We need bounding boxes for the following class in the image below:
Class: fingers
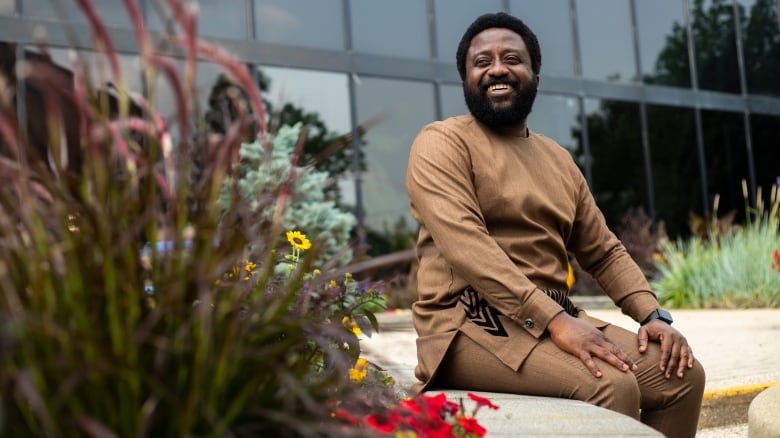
[655,328,695,379]
[581,341,636,377]
[580,353,602,378]
[637,326,649,353]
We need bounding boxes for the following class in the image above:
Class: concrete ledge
[699,381,779,429]
[748,383,780,437]
[428,390,662,437]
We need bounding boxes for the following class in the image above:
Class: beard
[463,77,538,128]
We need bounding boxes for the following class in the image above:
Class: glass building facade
[1,0,779,241]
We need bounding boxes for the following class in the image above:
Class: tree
[204,70,366,203]
[574,0,780,239]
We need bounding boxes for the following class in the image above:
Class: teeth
[489,84,509,91]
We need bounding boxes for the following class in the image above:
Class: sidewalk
[360,305,780,436]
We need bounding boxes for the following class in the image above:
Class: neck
[490,121,529,137]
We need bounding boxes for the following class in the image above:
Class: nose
[487,59,509,77]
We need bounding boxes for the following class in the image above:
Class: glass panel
[635,0,692,87]
[0,0,14,15]
[439,83,467,120]
[350,0,430,59]
[354,77,435,231]
[690,0,741,93]
[528,93,579,151]
[196,0,248,40]
[253,0,344,50]
[510,0,576,77]
[750,113,780,209]
[575,0,636,82]
[738,0,780,97]
[257,66,354,204]
[21,0,132,27]
[577,99,647,229]
[701,109,749,223]
[260,66,351,135]
[433,0,504,62]
[647,104,702,237]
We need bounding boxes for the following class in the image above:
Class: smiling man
[405,12,705,438]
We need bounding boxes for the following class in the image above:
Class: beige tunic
[406,114,659,392]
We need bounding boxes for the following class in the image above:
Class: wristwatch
[641,308,673,325]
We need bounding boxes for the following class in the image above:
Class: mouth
[487,83,511,92]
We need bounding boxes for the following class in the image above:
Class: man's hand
[547,312,637,378]
[637,320,696,379]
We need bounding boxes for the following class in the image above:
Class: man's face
[463,28,538,128]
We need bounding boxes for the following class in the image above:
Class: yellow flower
[286,230,312,251]
[342,316,363,335]
[566,262,576,288]
[348,357,369,382]
[329,280,338,288]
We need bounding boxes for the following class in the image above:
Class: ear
[535,74,541,86]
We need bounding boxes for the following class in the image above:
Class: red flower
[457,416,487,437]
[364,413,396,433]
[467,392,500,410]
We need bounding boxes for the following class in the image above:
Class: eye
[474,57,490,67]
[504,55,521,64]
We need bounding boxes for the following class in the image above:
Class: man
[405,12,704,438]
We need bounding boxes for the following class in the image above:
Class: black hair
[455,12,542,80]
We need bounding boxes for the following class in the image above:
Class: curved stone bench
[428,390,662,437]
[748,384,780,437]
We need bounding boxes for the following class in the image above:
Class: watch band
[641,308,673,325]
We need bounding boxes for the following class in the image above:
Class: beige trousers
[431,323,705,438]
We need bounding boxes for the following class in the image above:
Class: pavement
[359,299,780,437]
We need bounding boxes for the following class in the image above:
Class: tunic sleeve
[565,157,659,322]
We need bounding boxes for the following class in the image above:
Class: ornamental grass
[652,182,780,308]
[0,1,401,436]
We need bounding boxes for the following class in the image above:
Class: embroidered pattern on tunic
[460,287,508,337]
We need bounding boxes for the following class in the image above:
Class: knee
[583,368,641,418]
[687,359,706,395]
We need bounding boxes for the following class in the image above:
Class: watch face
[658,308,673,323]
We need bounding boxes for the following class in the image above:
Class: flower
[286,230,311,251]
[456,417,486,437]
[467,392,499,411]
[566,261,575,288]
[351,392,497,437]
[772,247,780,272]
[342,315,363,335]
[349,357,370,382]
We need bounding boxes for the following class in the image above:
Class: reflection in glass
[510,0,575,77]
[439,83,467,120]
[575,0,636,81]
[576,99,646,230]
[690,0,741,93]
[0,0,14,15]
[434,0,503,62]
[193,0,248,40]
[350,0,429,59]
[257,66,354,204]
[750,114,780,208]
[702,109,748,223]
[737,0,780,97]
[647,105,701,237]
[20,0,132,27]
[260,66,351,134]
[253,0,344,50]
[528,93,579,151]
[354,77,435,231]
[635,0,691,87]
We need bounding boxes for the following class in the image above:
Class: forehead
[467,28,528,58]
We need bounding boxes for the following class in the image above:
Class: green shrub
[0,1,392,436]
[652,187,780,308]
